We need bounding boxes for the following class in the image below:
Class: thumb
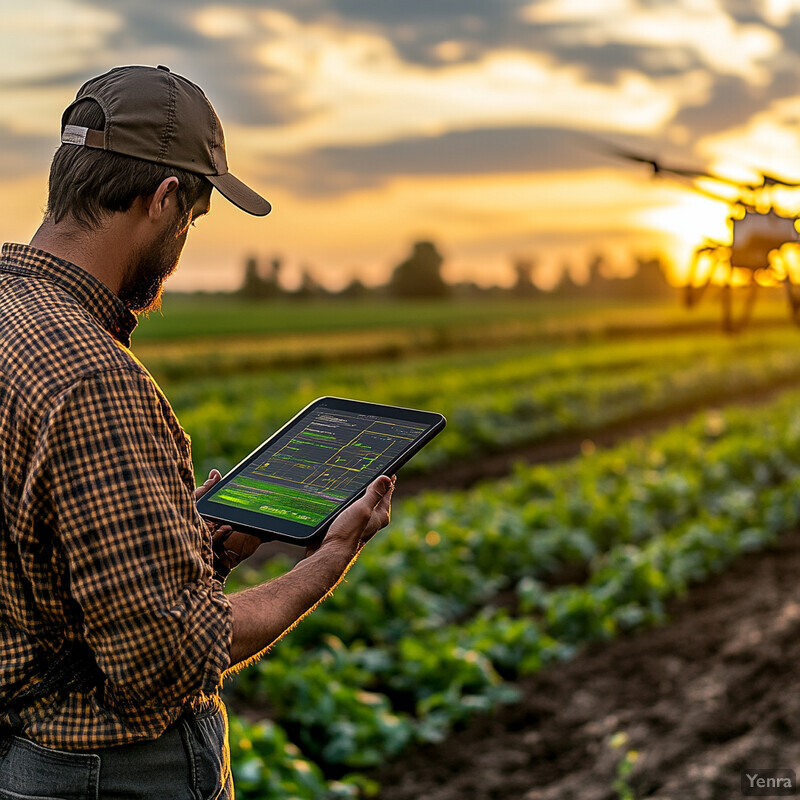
[364,475,393,506]
[195,468,223,501]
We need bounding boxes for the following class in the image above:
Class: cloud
[697,94,800,181]
[1,0,120,86]
[217,11,711,162]
[674,71,799,141]
[723,0,800,27]
[773,12,800,56]
[0,0,122,139]
[521,0,782,84]
[56,1,303,127]
[67,2,723,135]
[262,126,628,195]
[0,125,57,179]
[33,1,785,166]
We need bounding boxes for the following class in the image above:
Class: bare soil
[372,531,800,800]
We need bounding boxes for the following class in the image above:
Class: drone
[605,142,800,333]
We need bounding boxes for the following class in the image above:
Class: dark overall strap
[0,470,103,735]
[1,641,103,735]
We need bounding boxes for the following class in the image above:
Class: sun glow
[635,193,733,285]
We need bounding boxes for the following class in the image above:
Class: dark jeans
[0,707,233,800]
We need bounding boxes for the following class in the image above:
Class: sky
[4,0,800,292]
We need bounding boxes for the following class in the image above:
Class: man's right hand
[306,474,396,558]
[226,474,397,669]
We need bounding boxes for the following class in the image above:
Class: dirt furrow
[373,532,800,800]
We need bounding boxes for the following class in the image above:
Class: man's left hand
[195,469,261,579]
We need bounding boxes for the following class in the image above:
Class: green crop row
[223,391,800,798]
[135,296,567,340]
[167,328,800,479]
[135,294,748,343]
[132,293,796,383]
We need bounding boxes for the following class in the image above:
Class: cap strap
[61,125,105,149]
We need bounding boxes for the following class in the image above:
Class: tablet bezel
[195,396,446,544]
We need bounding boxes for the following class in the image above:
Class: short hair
[46,99,208,230]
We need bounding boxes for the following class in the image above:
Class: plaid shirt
[0,243,232,749]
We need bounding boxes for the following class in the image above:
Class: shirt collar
[0,243,138,347]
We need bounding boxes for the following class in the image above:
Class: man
[0,65,394,798]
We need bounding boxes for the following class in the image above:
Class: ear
[145,177,180,221]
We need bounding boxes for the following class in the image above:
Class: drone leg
[783,279,800,326]
[737,280,758,332]
[685,249,712,308]
[684,254,697,308]
[721,281,733,334]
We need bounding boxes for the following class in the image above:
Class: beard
[118,214,187,313]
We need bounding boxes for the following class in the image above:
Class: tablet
[196,397,446,544]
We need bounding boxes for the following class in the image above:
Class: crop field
[134,294,800,799]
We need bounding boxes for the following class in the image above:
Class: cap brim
[208,172,271,216]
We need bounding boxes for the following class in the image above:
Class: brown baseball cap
[60,65,271,216]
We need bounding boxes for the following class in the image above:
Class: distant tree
[238,255,284,299]
[266,257,282,290]
[452,280,485,299]
[339,277,369,299]
[512,257,539,296]
[585,252,611,298]
[554,261,581,297]
[624,254,673,299]
[587,252,605,284]
[294,265,323,299]
[240,255,263,298]
[388,240,449,299]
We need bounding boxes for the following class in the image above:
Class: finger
[213,525,233,544]
[379,484,394,517]
[350,477,393,535]
[372,487,394,531]
[225,531,261,559]
[194,469,223,500]
[374,476,394,512]
[212,525,233,546]
[362,479,395,539]
[364,475,393,508]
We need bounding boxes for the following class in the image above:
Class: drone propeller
[584,135,800,211]
[613,147,759,200]
[596,142,708,179]
[691,181,756,211]
[756,173,800,189]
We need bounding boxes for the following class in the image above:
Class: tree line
[236,240,674,301]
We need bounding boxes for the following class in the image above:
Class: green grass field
[133,294,669,340]
[135,290,794,343]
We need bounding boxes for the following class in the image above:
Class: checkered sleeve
[36,367,233,713]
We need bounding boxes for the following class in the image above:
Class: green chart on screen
[212,409,427,525]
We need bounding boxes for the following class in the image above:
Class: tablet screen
[204,405,432,527]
